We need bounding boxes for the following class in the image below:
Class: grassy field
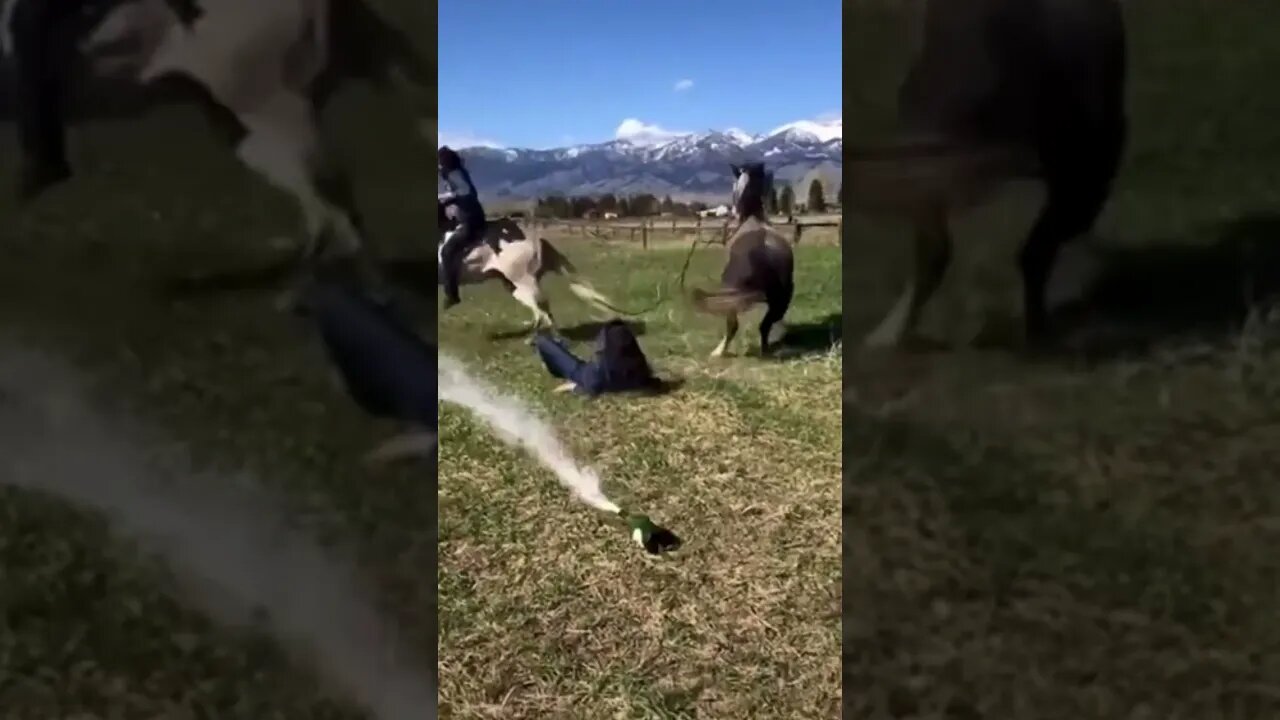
[435,230,841,717]
[845,1,1280,717]
[0,85,841,720]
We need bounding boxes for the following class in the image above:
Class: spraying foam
[0,342,434,720]
[437,351,621,514]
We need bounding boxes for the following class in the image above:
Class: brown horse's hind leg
[710,313,739,358]
[865,206,952,347]
[759,287,793,356]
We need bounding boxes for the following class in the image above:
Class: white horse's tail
[566,280,628,318]
[533,236,659,317]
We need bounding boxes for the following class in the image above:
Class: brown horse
[848,0,1127,348]
[690,162,795,357]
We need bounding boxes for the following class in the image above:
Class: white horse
[439,216,634,336]
[2,0,429,284]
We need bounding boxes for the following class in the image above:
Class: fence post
[642,224,649,250]
[793,223,803,245]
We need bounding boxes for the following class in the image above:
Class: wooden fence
[518,215,842,249]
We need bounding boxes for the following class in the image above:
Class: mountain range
[449,118,842,203]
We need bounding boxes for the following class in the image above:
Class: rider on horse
[436,145,489,310]
[6,0,205,200]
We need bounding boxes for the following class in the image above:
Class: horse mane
[732,162,769,221]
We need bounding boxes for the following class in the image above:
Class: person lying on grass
[533,320,667,397]
[291,275,437,466]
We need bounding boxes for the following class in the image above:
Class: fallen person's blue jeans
[533,334,603,396]
[301,280,437,429]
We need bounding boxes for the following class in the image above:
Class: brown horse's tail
[689,287,766,315]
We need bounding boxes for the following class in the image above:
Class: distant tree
[618,196,632,217]
[598,193,619,214]
[779,185,795,216]
[631,193,659,216]
[660,195,675,213]
[541,194,570,218]
[689,201,709,214]
[766,186,780,215]
[836,184,843,207]
[808,179,827,213]
[570,195,598,218]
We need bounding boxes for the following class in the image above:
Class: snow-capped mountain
[449,118,842,202]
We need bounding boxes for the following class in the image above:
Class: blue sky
[438,0,841,150]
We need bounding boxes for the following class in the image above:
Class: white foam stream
[437,352,621,514]
[0,342,435,720]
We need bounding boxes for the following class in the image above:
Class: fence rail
[513,214,842,249]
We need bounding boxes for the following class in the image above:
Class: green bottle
[620,510,681,555]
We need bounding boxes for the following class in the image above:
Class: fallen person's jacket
[534,321,660,398]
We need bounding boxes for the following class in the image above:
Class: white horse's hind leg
[236,127,342,256]
[511,280,554,335]
[865,211,953,348]
[232,93,365,261]
[234,95,390,308]
[535,298,556,335]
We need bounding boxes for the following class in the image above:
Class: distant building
[603,211,619,220]
[698,204,731,218]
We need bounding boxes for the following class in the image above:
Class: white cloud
[815,109,842,123]
[614,118,691,146]
[673,78,695,92]
[436,129,504,149]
